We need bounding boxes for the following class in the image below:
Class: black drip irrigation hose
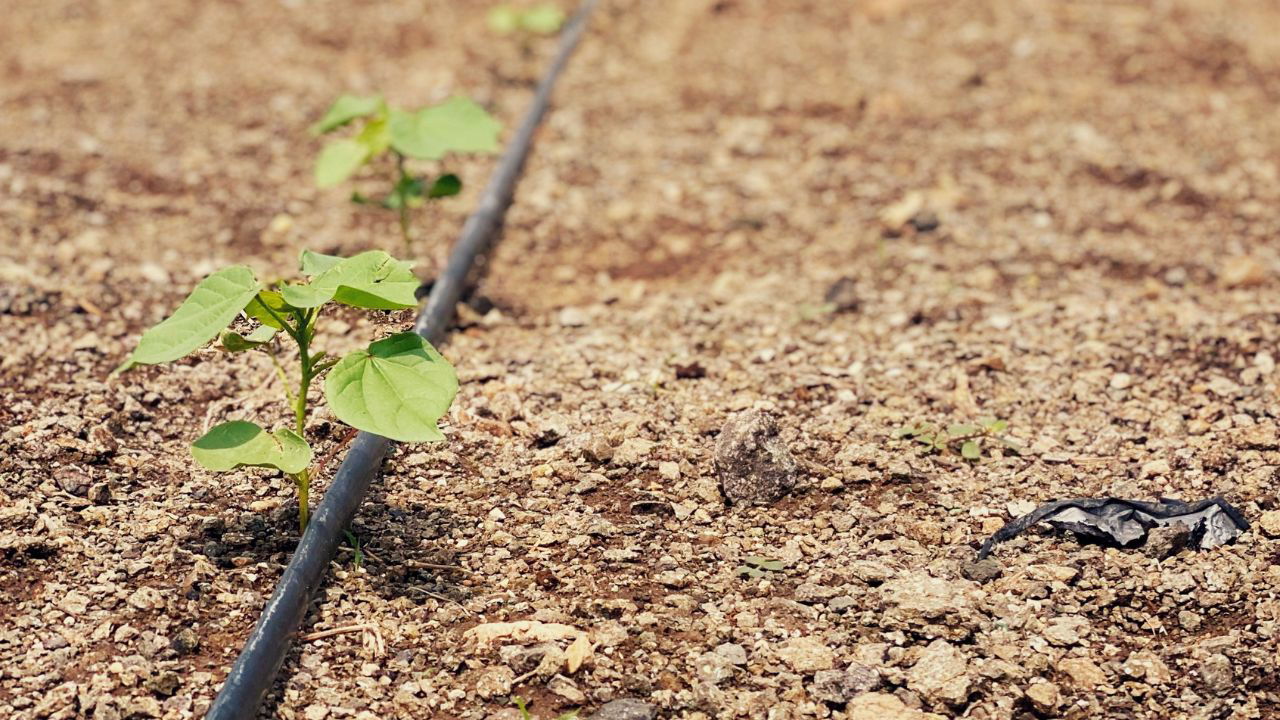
[204,3,599,718]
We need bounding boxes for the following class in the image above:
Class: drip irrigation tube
[204,3,599,717]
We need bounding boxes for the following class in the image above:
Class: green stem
[292,470,310,534]
[289,307,318,531]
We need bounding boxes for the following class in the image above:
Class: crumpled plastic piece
[978,497,1249,559]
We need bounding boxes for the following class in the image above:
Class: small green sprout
[344,530,365,568]
[512,696,578,720]
[312,95,500,255]
[117,250,459,533]
[736,555,788,579]
[893,417,1021,461]
[487,4,566,36]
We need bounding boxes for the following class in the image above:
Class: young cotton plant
[487,3,566,37]
[893,417,1021,461]
[312,95,500,255]
[117,250,459,532]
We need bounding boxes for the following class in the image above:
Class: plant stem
[289,307,318,531]
[292,470,310,534]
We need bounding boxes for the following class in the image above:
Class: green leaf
[281,250,419,310]
[220,325,277,352]
[312,94,383,134]
[315,139,371,188]
[961,440,981,460]
[947,423,979,437]
[299,250,344,276]
[355,115,391,157]
[520,4,565,34]
[124,266,261,369]
[191,421,312,474]
[736,565,764,579]
[244,290,289,329]
[428,173,462,198]
[985,419,1009,433]
[389,97,501,160]
[487,5,519,34]
[325,332,458,443]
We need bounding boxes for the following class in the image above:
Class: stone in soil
[587,699,657,720]
[714,409,798,505]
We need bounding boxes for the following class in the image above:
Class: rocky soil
[3,0,1280,719]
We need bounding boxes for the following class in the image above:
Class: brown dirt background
[3,0,1280,718]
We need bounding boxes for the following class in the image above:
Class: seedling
[512,696,578,720]
[116,250,459,533]
[312,95,500,255]
[344,530,365,568]
[487,4,565,37]
[893,417,1021,461]
[736,555,788,579]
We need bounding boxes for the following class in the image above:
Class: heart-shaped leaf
[123,266,261,369]
[243,290,289,329]
[315,139,370,188]
[325,332,458,443]
[961,440,981,460]
[299,250,344,276]
[220,325,278,352]
[389,97,501,160]
[312,94,384,135]
[191,421,312,474]
[282,251,419,310]
[355,115,391,157]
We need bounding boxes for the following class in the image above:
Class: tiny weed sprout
[736,555,788,580]
[512,696,578,720]
[893,417,1022,461]
[116,250,459,533]
[312,95,500,255]
[487,4,565,37]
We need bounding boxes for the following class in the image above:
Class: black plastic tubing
[204,3,598,717]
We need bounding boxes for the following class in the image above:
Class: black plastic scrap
[978,497,1250,559]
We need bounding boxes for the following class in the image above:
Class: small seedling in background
[487,3,565,37]
[312,95,500,255]
[116,250,459,533]
[512,696,578,720]
[893,417,1021,461]
[343,530,365,568]
[736,555,788,579]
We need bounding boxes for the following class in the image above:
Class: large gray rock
[715,410,798,505]
[588,699,657,720]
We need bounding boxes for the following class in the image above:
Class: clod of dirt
[961,558,1002,584]
[776,636,835,673]
[587,698,657,720]
[1258,510,1280,537]
[810,665,882,704]
[906,640,970,706]
[1142,524,1190,559]
[146,671,180,697]
[823,277,860,313]
[169,628,199,655]
[845,693,943,720]
[714,410,798,505]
